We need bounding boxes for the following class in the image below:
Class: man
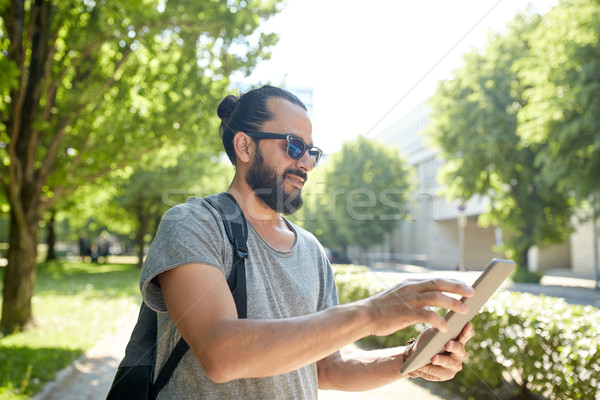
[140,85,474,398]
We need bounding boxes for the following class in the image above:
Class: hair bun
[217,94,240,122]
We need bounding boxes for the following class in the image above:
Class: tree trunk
[0,212,40,334]
[1,0,51,334]
[519,247,530,271]
[592,210,599,291]
[45,210,57,261]
[518,221,533,271]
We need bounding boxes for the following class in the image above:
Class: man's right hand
[361,278,474,336]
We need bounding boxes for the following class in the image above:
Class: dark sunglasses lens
[288,139,306,159]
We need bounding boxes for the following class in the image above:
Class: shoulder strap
[153,192,248,396]
[204,192,249,319]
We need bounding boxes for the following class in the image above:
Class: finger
[442,340,467,362]
[414,362,460,382]
[415,327,434,349]
[407,308,449,333]
[408,291,470,316]
[398,278,474,298]
[456,322,474,344]
[431,352,463,373]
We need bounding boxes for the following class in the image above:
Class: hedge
[333,265,600,400]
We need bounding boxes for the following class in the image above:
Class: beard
[245,147,306,215]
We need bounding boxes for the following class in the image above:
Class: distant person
[140,85,475,398]
[78,235,91,261]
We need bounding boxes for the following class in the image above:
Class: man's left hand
[408,322,474,381]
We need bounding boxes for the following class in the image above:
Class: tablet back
[399,258,516,375]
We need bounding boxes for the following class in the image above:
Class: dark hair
[217,85,307,165]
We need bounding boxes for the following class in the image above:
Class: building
[371,103,597,276]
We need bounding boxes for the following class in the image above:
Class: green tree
[113,150,233,268]
[517,0,600,284]
[299,137,412,259]
[55,148,233,267]
[426,13,574,270]
[0,0,281,333]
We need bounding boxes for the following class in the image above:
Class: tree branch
[26,0,52,185]
[42,6,67,121]
[7,1,27,146]
[35,46,133,193]
[6,1,28,229]
[0,166,9,194]
[49,152,144,208]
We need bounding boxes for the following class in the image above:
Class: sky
[233,0,557,154]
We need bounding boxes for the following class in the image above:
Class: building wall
[372,102,582,275]
[570,218,600,276]
[428,217,500,270]
[528,241,572,273]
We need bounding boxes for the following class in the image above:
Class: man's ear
[233,132,254,164]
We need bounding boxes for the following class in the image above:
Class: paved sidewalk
[32,314,137,400]
[32,267,599,400]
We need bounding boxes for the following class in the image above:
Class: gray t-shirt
[140,196,339,399]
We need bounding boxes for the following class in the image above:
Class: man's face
[244,98,314,214]
[245,145,306,215]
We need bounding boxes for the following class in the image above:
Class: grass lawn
[0,261,142,400]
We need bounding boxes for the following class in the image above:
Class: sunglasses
[245,132,323,167]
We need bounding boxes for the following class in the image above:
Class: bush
[333,265,600,400]
[512,267,543,284]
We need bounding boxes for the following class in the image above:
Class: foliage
[333,265,600,400]
[64,149,234,267]
[1,0,278,206]
[425,12,575,268]
[0,261,141,399]
[511,265,542,284]
[517,0,600,206]
[298,137,413,251]
[0,0,282,332]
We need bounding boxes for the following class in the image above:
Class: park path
[32,312,137,400]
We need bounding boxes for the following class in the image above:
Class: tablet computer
[399,258,516,375]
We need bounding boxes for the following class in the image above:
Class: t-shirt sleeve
[140,198,226,312]
[320,255,339,310]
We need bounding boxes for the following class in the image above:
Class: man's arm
[317,323,474,391]
[157,263,474,383]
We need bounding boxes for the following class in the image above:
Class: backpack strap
[151,337,190,397]
[152,192,248,396]
[204,192,249,319]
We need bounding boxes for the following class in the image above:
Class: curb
[31,354,88,400]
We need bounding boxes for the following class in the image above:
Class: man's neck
[226,182,296,251]
[226,181,282,228]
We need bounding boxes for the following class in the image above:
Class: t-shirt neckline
[246,217,297,255]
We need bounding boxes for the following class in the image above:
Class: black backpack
[106,192,248,400]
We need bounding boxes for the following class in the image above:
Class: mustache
[283,168,308,183]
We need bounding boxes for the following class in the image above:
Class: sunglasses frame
[244,131,323,167]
